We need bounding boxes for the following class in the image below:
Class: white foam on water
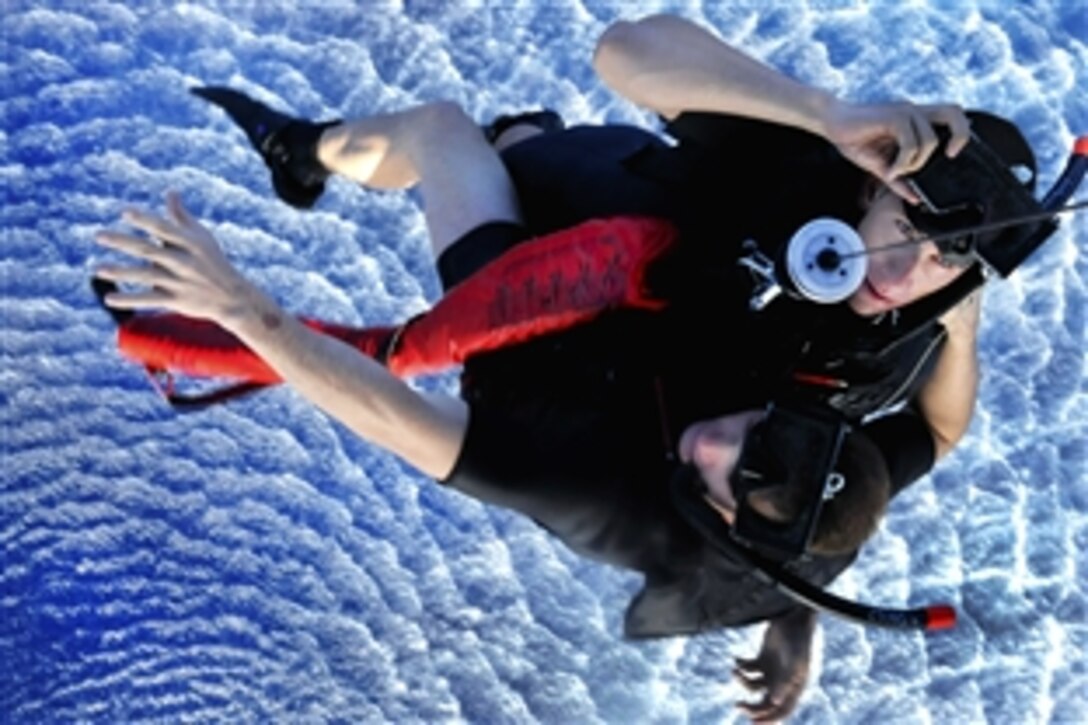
[2,1,1085,722]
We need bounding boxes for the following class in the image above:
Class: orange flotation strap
[110,216,677,397]
[117,316,397,384]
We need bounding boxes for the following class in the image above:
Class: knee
[411,100,478,140]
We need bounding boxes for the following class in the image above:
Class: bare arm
[228,296,468,478]
[916,291,982,459]
[594,14,835,132]
[95,191,468,479]
[593,14,972,200]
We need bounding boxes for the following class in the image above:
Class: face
[849,187,969,316]
[677,409,766,525]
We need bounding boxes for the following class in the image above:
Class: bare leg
[316,101,521,258]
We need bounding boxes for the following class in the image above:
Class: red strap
[389,216,675,375]
[119,315,280,382]
[115,216,677,383]
[118,315,396,383]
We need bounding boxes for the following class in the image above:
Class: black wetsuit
[437,113,940,638]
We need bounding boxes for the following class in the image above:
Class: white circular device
[785,218,867,304]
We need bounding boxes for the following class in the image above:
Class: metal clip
[822,472,846,501]
[737,240,783,311]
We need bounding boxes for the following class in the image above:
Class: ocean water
[2,1,1085,723]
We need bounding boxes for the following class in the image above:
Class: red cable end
[1075,136,1088,157]
[925,605,957,631]
[792,371,849,389]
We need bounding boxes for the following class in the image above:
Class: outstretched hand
[94,191,264,329]
[733,609,818,723]
[823,101,971,204]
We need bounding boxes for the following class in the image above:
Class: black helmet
[967,110,1037,192]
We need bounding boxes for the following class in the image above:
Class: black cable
[669,473,956,632]
[839,198,1088,261]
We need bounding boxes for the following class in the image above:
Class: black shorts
[436,125,681,292]
[436,221,531,291]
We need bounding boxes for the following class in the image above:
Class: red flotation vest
[113,216,677,396]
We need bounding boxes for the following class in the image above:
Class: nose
[692,429,731,471]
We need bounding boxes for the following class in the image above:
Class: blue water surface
[2,1,1086,723]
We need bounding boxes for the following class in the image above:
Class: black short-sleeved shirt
[440,114,936,638]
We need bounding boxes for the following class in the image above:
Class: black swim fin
[190,86,339,209]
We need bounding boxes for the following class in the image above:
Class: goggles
[904,129,1045,275]
[904,201,985,268]
[728,402,848,559]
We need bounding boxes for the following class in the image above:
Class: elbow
[593,15,672,80]
[931,433,955,461]
[930,422,969,460]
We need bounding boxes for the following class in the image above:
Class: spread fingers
[95,230,187,268]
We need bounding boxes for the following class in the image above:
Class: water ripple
[3,1,1085,722]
